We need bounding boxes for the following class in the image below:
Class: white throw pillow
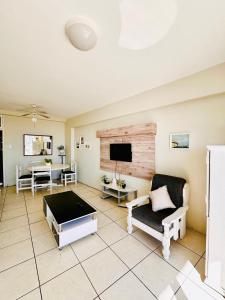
[150,185,176,212]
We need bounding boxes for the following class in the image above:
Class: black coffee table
[43,191,97,249]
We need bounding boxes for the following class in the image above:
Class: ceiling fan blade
[21,113,32,117]
[17,109,32,112]
[37,110,48,114]
[39,114,50,119]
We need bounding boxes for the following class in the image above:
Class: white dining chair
[32,165,52,196]
[61,161,77,186]
[16,165,32,194]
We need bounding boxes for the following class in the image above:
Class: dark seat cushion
[151,174,186,208]
[62,170,75,174]
[34,176,50,182]
[19,174,32,179]
[132,203,176,233]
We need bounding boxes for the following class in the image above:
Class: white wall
[67,94,225,234]
[3,115,65,186]
[67,63,225,128]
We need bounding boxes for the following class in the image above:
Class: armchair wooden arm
[126,195,150,209]
[162,206,188,227]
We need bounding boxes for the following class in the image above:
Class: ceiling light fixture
[119,0,178,50]
[65,17,98,51]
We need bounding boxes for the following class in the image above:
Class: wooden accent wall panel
[97,123,156,180]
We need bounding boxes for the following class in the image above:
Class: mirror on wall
[23,134,53,156]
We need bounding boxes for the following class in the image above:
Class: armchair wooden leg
[180,215,186,239]
[31,178,35,197]
[127,208,133,234]
[162,226,170,260]
[173,220,179,240]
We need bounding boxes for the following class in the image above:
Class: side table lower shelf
[101,184,137,207]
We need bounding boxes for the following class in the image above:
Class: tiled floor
[0,183,223,300]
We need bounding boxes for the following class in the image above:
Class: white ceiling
[0,0,225,119]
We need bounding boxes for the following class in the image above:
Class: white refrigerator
[205,145,225,295]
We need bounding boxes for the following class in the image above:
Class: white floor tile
[97,222,128,245]
[41,264,97,300]
[0,259,39,300]
[133,252,185,299]
[0,239,33,272]
[26,201,43,213]
[104,207,127,221]
[111,235,151,268]
[100,271,155,300]
[177,229,206,256]
[28,210,45,224]
[155,241,200,276]
[0,185,210,300]
[1,207,27,220]
[20,288,41,300]
[82,248,128,294]
[89,196,116,212]
[0,225,30,248]
[71,233,107,261]
[96,212,113,228]
[132,229,160,250]
[189,257,205,281]
[3,201,25,211]
[32,231,57,256]
[0,215,28,233]
[4,194,24,201]
[188,258,223,299]
[115,217,128,231]
[174,278,221,300]
[36,246,78,284]
[30,220,50,237]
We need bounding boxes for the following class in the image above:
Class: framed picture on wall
[170,133,190,149]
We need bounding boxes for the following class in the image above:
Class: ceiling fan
[18,104,49,126]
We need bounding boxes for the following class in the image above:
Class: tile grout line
[88,193,207,298]
[0,184,208,299]
[39,262,80,289]
[96,194,206,258]
[180,254,222,299]
[39,185,209,298]
[70,244,100,298]
[0,188,7,221]
[0,213,28,222]
[0,257,34,275]
[85,189,206,258]
[23,196,158,299]
[16,287,41,300]
[95,231,158,299]
[172,253,204,297]
[23,191,43,300]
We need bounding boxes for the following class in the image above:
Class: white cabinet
[205,146,225,295]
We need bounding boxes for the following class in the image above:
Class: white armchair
[127,174,189,260]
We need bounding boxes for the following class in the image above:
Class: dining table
[27,163,70,172]
[27,163,70,187]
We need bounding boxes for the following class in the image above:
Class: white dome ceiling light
[65,17,98,51]
[119,0,178,50]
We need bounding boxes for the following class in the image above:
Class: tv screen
[110,143,132,162]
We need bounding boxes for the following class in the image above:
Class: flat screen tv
[110,143,132,162]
